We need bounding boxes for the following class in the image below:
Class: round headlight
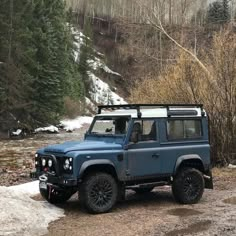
[63,159,70,170]
[42,158,46,166]
[48,159,53,167]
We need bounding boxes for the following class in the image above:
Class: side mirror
[105,128,112,133]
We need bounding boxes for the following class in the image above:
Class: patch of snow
[228,164,236,169]
[35,125,59,134]
[0,182,64,236]
[88,72,127,105]
[88,57,122,77]
[9,180,40,196]
[11,129,22,136]
[85,97,96,112]
[60,116,93,131]
[72,27,91,62]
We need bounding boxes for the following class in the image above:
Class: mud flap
[204,170,213,189]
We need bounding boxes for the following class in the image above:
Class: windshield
[90,116,130,136]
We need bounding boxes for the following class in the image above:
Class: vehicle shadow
[116,189,176,211]
[58,188,176,215]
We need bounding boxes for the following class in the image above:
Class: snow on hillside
[88,72,127,105]
[87,57,122,77]
[0,181,64,236]
[72,27,127,106]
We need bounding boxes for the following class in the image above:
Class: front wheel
[172,168,204,204]
[39,183,74,204]
[80,172,118,214]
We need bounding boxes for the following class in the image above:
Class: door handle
[152,153,160,159]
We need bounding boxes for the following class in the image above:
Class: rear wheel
[39,183,74,204]
[80,172,118,214]
[134,187,154,194]
[172,168,204,204]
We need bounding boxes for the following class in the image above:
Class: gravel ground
[1,126,236,236]
[0,125,89,186]
[41,169,236,236]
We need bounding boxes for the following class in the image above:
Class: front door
[125,119,161,178]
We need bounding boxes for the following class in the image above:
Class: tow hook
[39,175,48,182]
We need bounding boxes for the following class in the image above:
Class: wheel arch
[174,154,204,175]
[79,159,118,180]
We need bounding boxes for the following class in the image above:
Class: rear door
[158,118,210,174]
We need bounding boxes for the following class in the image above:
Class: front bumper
[37,172,78,187]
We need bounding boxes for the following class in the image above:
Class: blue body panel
[36,116,211,183]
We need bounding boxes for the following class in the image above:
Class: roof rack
[97,104,204,118]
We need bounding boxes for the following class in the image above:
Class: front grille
[37,155,72,175]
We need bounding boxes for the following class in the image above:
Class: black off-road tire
[39,184,74,204]
[80,172,118,214]
[172,168,204,204]
[134,187,154,194]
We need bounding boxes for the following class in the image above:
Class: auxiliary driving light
[42,158,46,166]
[48,159,53,167]
[63,159,70,170]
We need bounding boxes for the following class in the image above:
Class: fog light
[42,159,46,166]
[48,159,53,167]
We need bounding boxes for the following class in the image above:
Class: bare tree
[135,0,211,77]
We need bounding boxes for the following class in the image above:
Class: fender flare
[78,159,116,178]
[174,154,203,174]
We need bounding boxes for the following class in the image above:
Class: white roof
[96,107,205,118]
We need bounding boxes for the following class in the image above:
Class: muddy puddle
[223,196,236,205]
[167,208,202,217]
[165,220,211,236]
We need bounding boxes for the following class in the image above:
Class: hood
[43,140,122,154]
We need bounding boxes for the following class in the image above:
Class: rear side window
[167,119,202,140]
[130,119,157,142]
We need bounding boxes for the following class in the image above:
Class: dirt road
[1,127,235,236]
[44,169,236,236]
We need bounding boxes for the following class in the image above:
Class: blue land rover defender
[35,104,213,213]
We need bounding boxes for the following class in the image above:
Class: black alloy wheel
[172,168,204,204]
[80,172,118,214]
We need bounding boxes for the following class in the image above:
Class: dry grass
[130,29,236,165]
[212,167,236,178]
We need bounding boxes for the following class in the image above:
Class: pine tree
[29,0,83,126]
[0,0,34,129]
[207,1,223,24]
[0,0,84,130]
[222,0,230,23]
[207,0,230,25]
[78,17,94,94]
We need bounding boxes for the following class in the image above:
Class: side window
[167,119,202,140]
[130,119,157,142]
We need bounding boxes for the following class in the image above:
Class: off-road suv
[34,104,213,213]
